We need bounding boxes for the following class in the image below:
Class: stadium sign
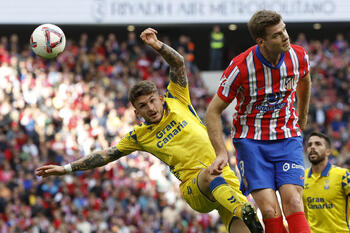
[0,0,348,24]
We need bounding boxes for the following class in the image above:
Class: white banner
[0,0,348,24]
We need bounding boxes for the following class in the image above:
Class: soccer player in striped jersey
[206,10,312,233]
[303,132,350,233]
[36,28,263,233]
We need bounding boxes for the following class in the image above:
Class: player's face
[134,93,164,124]
[307,136,331,165]
[261,20,290,53]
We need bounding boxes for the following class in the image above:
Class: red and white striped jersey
[217,44,310,140]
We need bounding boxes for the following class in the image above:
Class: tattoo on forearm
[169,68,187,87]
[71,151,106,171]
[71,147,124,172]
[106,147,124,161]
[159,43,165,52]
[157,43,188,87]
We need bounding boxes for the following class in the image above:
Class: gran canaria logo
[156,120,188,148]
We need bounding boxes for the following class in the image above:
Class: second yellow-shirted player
[303,132,350,233]
[35,28,263,233]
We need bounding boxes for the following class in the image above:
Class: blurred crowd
[0,28,349,233]
[295,32,350,167]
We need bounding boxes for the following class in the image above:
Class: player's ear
[134,109,142,119]
[159,95,164,103]
[256,37,264,47]
[326,148,332,157]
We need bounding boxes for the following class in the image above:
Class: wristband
[64,163,73,174]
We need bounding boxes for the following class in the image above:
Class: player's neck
[259,47,281,67]
[311,158,329,174]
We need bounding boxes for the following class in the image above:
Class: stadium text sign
[0,0,348,24]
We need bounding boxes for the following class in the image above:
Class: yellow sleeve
[115,130,143,155]
[165,80,191,105]
[341,169,350,196]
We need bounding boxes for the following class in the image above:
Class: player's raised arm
[140,28,187,87]
[35,146,125,177]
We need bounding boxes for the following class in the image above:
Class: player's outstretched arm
[35,146,125,177]
[140,27,187,87]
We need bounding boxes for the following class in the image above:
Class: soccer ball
[30,24,66,59]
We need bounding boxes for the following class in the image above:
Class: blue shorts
[233,136,305,196]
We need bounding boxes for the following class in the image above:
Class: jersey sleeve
[165,80,191,105]
[341,169,350,196]
[299,47,310,78]
[216,60,241,103]
[115,129,143,155]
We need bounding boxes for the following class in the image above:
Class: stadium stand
[0,28,349,232]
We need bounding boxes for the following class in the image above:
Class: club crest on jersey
[255,92,286,112]
[284,76,297,91]
[324,179,330,190]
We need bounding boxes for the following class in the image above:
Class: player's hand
[35,165,66,178]
[140,28,162,50]
[209,154,228,175]
[298,115,308,130]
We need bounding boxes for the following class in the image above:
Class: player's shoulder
[330,165,349,175]
[290,44,308,54]
[132,121,152,134]
[231,45,257,66]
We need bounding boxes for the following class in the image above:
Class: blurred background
[1,0,350,232]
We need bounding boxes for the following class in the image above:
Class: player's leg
[279,184,310,233]
[197,167,241,211]
[234,138,288,233]
[197,166,263,233]
[229,218,249,233]
[251,188,287,233]
[216,206,250,233]
[275,137,311,233]
[180,170,250,233]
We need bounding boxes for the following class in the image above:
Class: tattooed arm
[35,146,125,177]
[140,27,187,87]
[70,146,124,171]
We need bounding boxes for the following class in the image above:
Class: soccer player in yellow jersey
[35,28,263,233]
[303,132,350,233]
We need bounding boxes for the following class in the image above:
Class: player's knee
[260,207,281,219]
[202,167,219,182]
[283,196,303,213]
[198,168,216,188]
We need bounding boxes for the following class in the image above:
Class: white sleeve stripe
[222,66,240,97]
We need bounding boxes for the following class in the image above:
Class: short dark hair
[307,132,331,148]
[129,80,158,106]
[248,10,282,41]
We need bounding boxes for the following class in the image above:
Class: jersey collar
[308,162,332,178]
[255,46,285,69]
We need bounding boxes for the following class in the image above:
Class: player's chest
[138,112,194,152]
[304,177,341,201]
[240,68,299,96]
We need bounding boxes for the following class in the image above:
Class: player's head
[248,10,290,53]
[306,132,332,165]
[129,80,164,124]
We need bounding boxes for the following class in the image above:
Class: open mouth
[308,152,318,159]
[150,112,158,118]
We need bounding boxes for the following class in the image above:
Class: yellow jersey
[115,80,216,183]
[303,162,350,233]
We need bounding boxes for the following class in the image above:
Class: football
[30,24,66,59]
